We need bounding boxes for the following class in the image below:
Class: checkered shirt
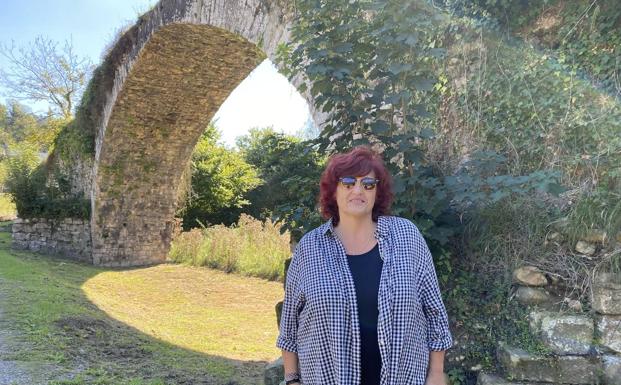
[276,215,453,385]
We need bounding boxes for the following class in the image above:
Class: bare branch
[0,36,93,118]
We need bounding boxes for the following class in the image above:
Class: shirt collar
[321,215,389,239]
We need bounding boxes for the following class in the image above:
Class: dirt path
[0,278,71,385]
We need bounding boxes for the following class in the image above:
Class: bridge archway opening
[89,0,322,266]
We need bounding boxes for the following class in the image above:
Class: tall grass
[168,214,291,281]
[0,192,17,219]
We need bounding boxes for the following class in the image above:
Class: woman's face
[335,171,377,221]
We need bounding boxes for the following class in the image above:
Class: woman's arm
[282,350,301,384]
[277,245,305,383]
[414,228,452,384]
[417,236,453,352]
[426,350,447,385]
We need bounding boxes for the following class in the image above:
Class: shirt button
[378,338,385,346]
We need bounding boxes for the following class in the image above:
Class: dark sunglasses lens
[361,178,378,190]
[340,177,356,187]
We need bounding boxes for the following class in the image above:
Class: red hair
[319,146,393,225]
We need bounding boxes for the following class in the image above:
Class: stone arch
[89,0,321,266]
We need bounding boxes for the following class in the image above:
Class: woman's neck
[336,215,375,236]
[335,215,377,241]
[334,215,377,254]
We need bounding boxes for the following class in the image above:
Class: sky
[0,0,311,147]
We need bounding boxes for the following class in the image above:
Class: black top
[346,243,383,385]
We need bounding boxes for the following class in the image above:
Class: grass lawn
[0,231,283,385]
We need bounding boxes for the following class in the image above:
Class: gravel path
[0,281,35,385]
[0,278,70,385]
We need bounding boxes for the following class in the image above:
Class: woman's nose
[351,182,365,192]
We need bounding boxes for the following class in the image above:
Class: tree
[0,36,92,118]
[180,124,262,228]
[237,128,325,239]
[0,101,65,159]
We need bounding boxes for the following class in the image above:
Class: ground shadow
[0,231,278,385]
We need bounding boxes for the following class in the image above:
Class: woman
[277,146,452,385]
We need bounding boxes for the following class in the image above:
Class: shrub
[5,152,90,219]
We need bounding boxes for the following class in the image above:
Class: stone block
[12,232,29,241]
[515,286,552,306]
[597,315,621,353]
[592,272,621,315]
[539,314,593,355]
[548,232,563,242]
[34,222,50,230]
[513,266,548,286]
[264,357,283,385]
[477,373,509,385]
[497,344,555,382]
[575,240,596,255]
[477,372,537,385]
[528,310,551,333]
[556,355,601,384]
[603,355,621,385]
[478,372,550,385]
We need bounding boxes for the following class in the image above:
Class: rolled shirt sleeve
[276,246,304,353]
[418,238,453,351]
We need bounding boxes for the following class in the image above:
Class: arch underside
[92,23,265,266]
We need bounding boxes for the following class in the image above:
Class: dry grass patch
[81,263,283,361]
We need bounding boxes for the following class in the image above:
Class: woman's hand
[425,371,447,385]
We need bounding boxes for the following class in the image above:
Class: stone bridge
[64,0,322,266]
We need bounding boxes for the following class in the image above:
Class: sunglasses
[338,176,380,190]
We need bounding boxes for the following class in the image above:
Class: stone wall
[480,265,621,385]
[11,218,92,263]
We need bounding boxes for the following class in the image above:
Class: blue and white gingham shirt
[277,215,453,385]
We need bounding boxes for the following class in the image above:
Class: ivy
[279,0,561,249]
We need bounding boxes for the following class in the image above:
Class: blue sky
[0,0,311,147]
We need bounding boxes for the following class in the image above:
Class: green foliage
[440,21,621,185]
[445,266,551,369]
[281,0,562,249]
[236,127,325,241]
[566,180,621,247]
[50,61,112,163]
[441,197,554,373]
[52,118,95,163]
[442,0,621,94]
[0,193,16,218]
[0,101,90,220]
[180,125,261,227]
[0,101,64,160]
[169,214,291,281]
[5,156,90,219]
[278,4,609,377]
